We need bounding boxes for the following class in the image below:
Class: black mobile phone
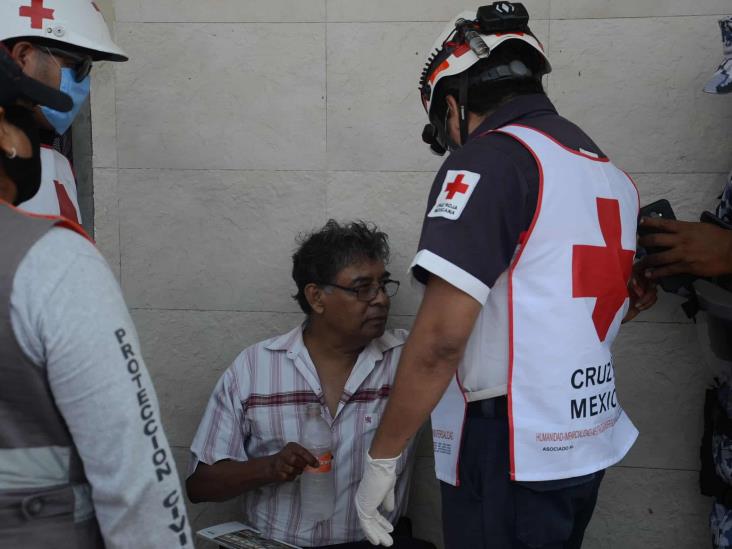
[638,199,695,293]
[701,210,732,231]
[638,198,675,231]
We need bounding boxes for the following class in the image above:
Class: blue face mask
[40,68,91,135]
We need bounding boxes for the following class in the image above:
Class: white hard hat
[0,0,127,61]
[419,3,550,117]
[418,3,551,154]
[704,16,732,95]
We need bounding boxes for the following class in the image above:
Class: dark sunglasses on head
[43,46,92,83]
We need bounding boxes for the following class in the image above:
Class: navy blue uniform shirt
[413,93,605,295]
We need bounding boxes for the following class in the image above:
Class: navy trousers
[440,397,605,549]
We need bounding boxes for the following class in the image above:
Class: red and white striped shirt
[189,325,414,547]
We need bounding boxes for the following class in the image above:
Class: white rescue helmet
[0,0,127,61]
[419,2,550,154]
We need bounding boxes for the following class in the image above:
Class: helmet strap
[459,71,470,146]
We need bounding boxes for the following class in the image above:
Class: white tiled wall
[92,1,732,547]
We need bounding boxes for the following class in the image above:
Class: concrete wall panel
[326,21,444,173]
[327,0,550,22]
[132,309,304,448]
[585,467,710,548]
[115,23,326,171]
[94,0,116,32]
[119,169,326,311]
[632,172,726,222]
[93,168,121,280]
[326,171,431,315]
[548,16,732,174]
[552,0,731,19]
[115,0,325,23]
[327,20,549,172]
[90,62,118,169]
[613,323,706,470]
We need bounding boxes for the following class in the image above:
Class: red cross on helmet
[419,3,551,154]
[0,0,127,61]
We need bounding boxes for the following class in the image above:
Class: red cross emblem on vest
[445,174,469,200]
[572,198,635,342]
[19,0,54,30]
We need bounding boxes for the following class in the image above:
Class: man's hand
[639,217,732,278]
[355,453,400,547]
[623,266,658,323]
[187,445,318,503]
[266,442,318,483]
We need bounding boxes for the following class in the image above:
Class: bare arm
[370,275,482,459]
[186,442,318,503]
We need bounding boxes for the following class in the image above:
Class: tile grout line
[324,2,330,217]
[111,19,122,285]
[325,0,328,163]
[95,167,730,176]
[120,14,731,24]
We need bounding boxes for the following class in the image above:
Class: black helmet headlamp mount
[420,2,535,156]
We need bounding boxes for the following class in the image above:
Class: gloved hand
[354,452,401,547]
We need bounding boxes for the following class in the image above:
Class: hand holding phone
[639,202,732,281]
[637,199,695,292]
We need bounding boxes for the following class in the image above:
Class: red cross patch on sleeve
[428,170,480,221]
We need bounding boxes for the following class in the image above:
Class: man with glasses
[0,0,127,223]
[187,220,431,549]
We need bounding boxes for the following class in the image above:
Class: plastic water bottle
[300,403,335,521]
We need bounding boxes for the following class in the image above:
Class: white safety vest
[19,146,82,224]
[433,124,639,484]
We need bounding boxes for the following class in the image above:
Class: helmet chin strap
[458,71,470,146]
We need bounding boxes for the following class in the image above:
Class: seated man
[187,220,431,549]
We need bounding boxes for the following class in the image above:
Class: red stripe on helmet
[453,43,471,57]
[429,59,450,84]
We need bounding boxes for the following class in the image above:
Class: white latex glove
[355,452,401,547]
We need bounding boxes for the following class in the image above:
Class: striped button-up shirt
[189,325,414,547]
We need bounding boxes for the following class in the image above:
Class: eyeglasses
[325,280,400,302]
[43,46,92,82]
